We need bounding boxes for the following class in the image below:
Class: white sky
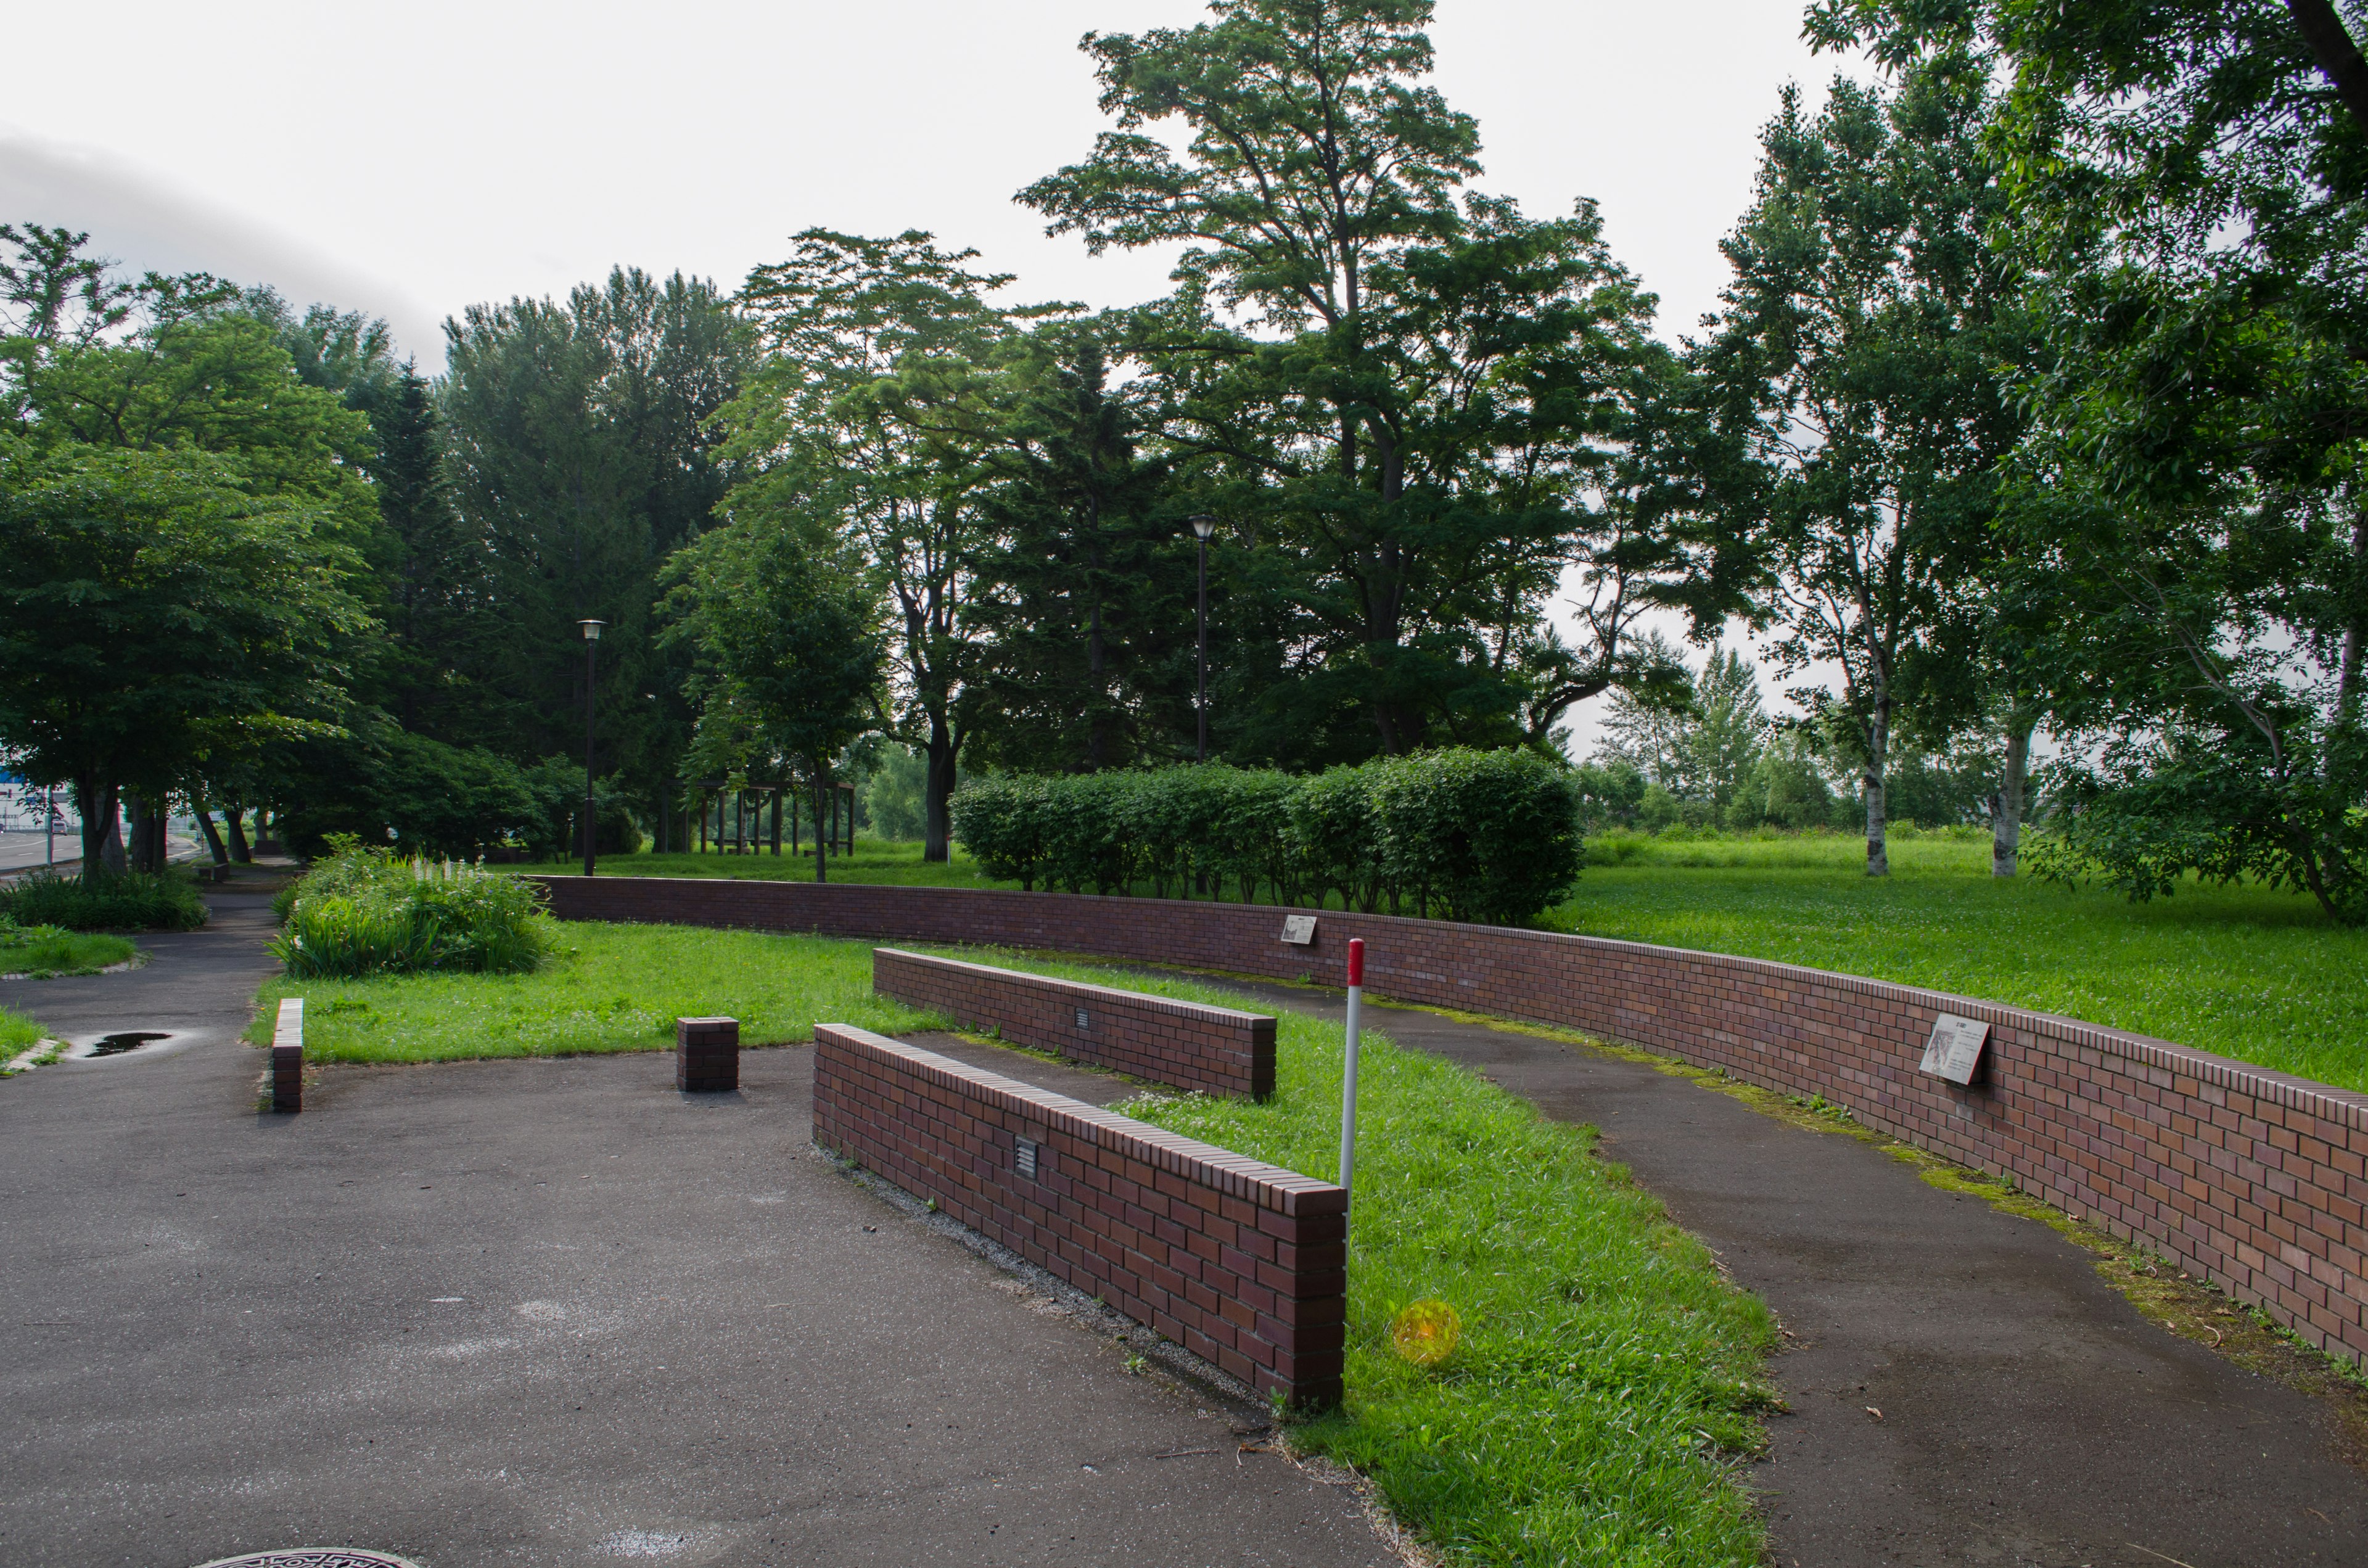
[2,0,1870,751]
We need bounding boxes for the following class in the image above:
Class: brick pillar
[676,1016,739,1091]
[271,996,303,1113]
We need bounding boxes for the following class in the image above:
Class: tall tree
[440,267,752,811]
[1694,58,2025,876]
[726,231,1023,858]
[1022,0,1712,758]
[0,441,368,882]
[1818,0,2368,917]
[665,506,885,882]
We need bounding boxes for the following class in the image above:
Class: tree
[440,267,752,810]
[1694,58,2025,875]
[665,507,886,883]
[1592,638,1769,821]
[1817,0,2368,917]
[1022,0,1719,759]
[0,441,368,882]
[726,231,1020,858]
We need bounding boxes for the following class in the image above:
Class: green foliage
[0,868,206,932]
[273,843,549,979]
[858,742,930,841]
[0,1003,44,1056]
[2030,728,2368,924]
[250,921,934,1062]
[951,749,1582,924]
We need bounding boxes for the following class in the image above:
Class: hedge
[949,749,1583,927]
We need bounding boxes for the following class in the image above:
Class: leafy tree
[0,441,368,881]
[1694,57,2026,874]
[440,266,752,810]
[1819,0,2368,917]
[1592,638,1769,821]
[665,506,886,882]
[1022,0,1722,760]
[726,231,1018,858]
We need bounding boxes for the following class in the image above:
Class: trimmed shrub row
[949,749,1584,927]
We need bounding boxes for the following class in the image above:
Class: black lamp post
[578,620,604,876]
[1188,514,1217,761]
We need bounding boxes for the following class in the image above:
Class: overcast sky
[2,0,1870,750]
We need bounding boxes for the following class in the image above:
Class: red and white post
[1338,937,1365,1207]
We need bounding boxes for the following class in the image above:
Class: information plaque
[1280,914,1318,945]
[1919,1012,1991,1086]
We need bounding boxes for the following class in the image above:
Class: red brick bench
[871,947,1276,1100]
[812,1023,1345,1408]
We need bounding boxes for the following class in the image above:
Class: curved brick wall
[533,874,2368,1366]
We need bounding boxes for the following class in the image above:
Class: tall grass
[0,869,206,932]
[949,950,1777,1567]
[1,1004,44,1056]
[274,847,549,979]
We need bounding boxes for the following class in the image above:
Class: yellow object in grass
[1390,1299,1460,1366]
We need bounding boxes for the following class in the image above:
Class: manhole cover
[193,1553,423,1568]
[89,1031,169,1057]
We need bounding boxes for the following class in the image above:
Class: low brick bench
[270,997,303,1113]
[676,1016,739,1091]
[873,948,1276,1100]
[813,1023,1345,1408]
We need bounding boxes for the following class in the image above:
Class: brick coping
[876,946,1273,1028]
[820,1024,1344,1217]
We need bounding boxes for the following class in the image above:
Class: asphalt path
[0,901,1393,1568]
[1161,971,2368,1568]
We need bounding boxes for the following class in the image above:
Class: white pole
[1338,937,1366,1207]
[44,786,53,867]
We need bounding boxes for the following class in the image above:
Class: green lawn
[1548,834,2368,1093]
[248,921,936,1062]
[563,831,2368,1093]
[0,929,137,979]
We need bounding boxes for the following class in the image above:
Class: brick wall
[811,1023,1346,1407]
[872,946,1275,1099]
[538,876,2368,1366]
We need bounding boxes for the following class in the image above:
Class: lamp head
[578,619,605,642]
[1188,513,1217,542]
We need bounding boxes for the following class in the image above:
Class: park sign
[1280,913,1317,945]
[1920,1013,1991,1086]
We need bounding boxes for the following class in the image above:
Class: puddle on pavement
[87,1032,168,1057]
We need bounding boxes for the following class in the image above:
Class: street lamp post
[1188,514,1217,762]
[578,620,604,877]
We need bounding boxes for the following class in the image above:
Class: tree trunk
[195,808,229,868]
[811,767,828,884]
[1991,718,2033,877]
[224,805,253,864]
[1863,705,1891,878]
[924,721,958,864]
[126,792,158,873]
[2340,508,2366,712]
[74,778,120,886]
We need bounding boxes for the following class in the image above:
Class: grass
[249,921,937,1062]
[1,1004,46,1058]
[1544,839,2368,1093]
[935,948,1778,1568]
[0,928,135,977]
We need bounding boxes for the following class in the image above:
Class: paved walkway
[0,901,1394,1568]
[1164,972,2367,1568]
